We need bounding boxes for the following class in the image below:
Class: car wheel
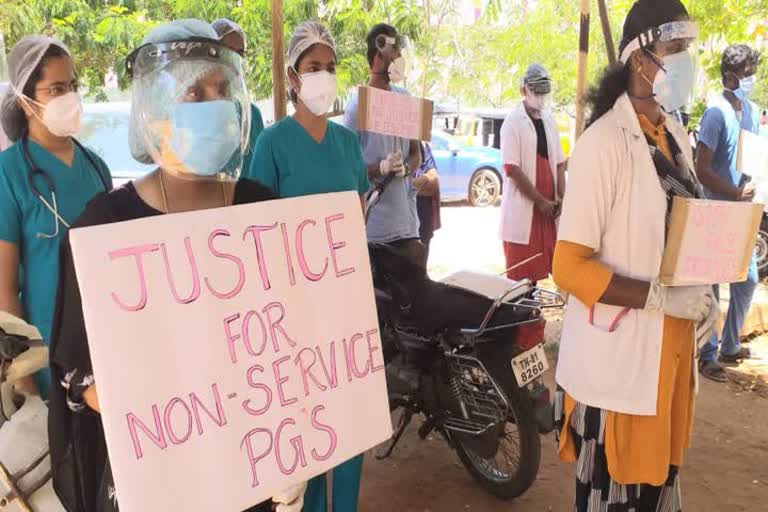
[469,168,501,207]
[756,215,768,281]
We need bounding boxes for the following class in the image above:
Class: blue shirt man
[696,44,762,382]
[343,23,422,248]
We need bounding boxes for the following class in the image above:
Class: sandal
[699,360,728,383]
[719,347,751,364]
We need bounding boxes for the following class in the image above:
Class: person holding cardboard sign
[47,20,279,512]
[550,1,717,510]
[247,21,369,512]
[343,24,424,267]
[695,44,762,383]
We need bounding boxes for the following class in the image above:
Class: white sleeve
[557,125,618,251]
[500,119,520,167]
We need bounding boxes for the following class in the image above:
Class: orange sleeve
[552,240,614,308]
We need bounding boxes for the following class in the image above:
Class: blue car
[429,130,503,206]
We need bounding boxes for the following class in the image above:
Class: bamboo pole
[575,0,591,139]
[597,0,616,65]
[270,0,287,121]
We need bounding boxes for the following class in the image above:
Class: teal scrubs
[0,140,112,397]
[249,116,368,512]
[242,103,265,177]
[248,116,369,197]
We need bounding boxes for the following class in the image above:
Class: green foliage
[0,0,766,110]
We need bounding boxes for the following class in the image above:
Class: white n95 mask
[296,70,338,116]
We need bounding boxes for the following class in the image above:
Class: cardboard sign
[737,129,768,177]
[69,192,392,512]
[357,86,433,141]
[737,129,768,204]
[660,197,763,285]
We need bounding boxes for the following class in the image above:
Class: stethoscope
[21,133,109,239]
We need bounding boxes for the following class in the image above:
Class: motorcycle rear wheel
[452,360,541,500]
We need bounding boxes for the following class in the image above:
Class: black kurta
[48,180,275,512]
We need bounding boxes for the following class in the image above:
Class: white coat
[555,94,695,416]
[498,102,566,244]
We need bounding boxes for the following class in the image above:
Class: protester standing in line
[696,44,762,382]
[212,18,265,174]
[48,20,278,512]
[498,64,566,282]
[414,141,440,261]
[552,1,716,509]
[0,36,112,397]
[249,21,370,512]
[343,23,424,267]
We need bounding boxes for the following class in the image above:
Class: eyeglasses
[35,80,80,98]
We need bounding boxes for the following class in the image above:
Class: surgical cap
[0,36,71,142]
[212,18,245,42]
[522,63,549,85]
[287,21,337,69]
[128,19,223,163]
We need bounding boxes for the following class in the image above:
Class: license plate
[511,344,549,386]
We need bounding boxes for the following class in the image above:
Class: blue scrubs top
[241,104,265,177]
[698,94,760,200]
[247,116,369,198]
[0,139,112,396]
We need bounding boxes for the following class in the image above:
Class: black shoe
[719,347,751,364]
[699,360,728,383]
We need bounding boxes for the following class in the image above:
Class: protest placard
[660,197,763,286]
[68,191,392,512]
[357,86,433,141]
[737,129,768,204]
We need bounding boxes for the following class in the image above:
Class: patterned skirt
[554,388,683,512]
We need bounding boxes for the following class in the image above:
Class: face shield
[620,21,699,112]
[619,20,698,64]
[126,38,250,181]
[523,77,553,113]
[375,34,410,83]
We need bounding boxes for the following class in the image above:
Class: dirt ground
[357,341,768,512]
[353,206,768,511]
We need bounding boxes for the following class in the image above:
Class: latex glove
[272,481,307,512]
[645,280,713,322]
[379,151,405,177]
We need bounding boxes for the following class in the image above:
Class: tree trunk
[575,0,591,139]
[270,0,287,121]
[597,0,616,65]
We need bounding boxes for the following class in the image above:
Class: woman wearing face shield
[0,36,112,398]
[551,1,717,510]
[47,20,275,512]
[248,21,369,206]
[249,21,369,512]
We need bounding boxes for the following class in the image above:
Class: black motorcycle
[365,178,563,499]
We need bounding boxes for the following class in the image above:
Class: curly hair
[585,63,631,127]
[721,44,761,79]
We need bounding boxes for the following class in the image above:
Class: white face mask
[647,50,695,112]
[388,56,407,83]
[524,89,550,116]
[294,70,338,116]
[22,91,83,137]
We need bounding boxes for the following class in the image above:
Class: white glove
[645,280,714,322]
[271,481,307,512]
[379,151,405,177]
[696,293,720,350]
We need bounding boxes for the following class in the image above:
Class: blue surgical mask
[169,100,241,176]
[650,50,695,112]
[731,74,756,102]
